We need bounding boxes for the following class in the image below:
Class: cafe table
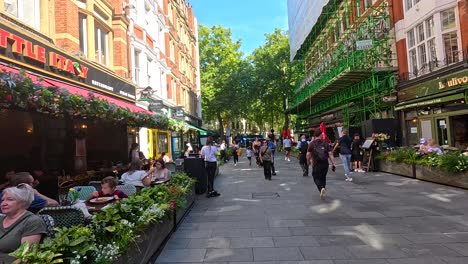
[85,197,117,213]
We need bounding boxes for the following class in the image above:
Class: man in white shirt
[201,137,221,198]
[283,137,292,161]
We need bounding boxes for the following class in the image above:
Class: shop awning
[394,93,465,111]
[1,64,151,114]
[187,123,209,135]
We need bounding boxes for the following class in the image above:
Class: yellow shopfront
[147,129,172,160]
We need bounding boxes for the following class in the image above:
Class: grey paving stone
[289,227,331,236]
[212,228,252,238]
[172,230,213,239]
[164,238,190,249]
[300,246,355,260]
[204,248,253,262]
[230,237,275,248]
[251,228,292,237]
[186,237,230,249]
[333,260,390,264]
[440,257,468,264]
[397,244,461,257]
[279,261,333,264]
[401,233,457,244]
[443,243,468,256]
[253,247,304,261]
[274,236,320,247]
[346,245,408,259]
[156,249,206,263]
[385,257,448,264]
[315,235,367,246]
[269,219,305,228]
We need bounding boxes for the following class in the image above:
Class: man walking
[333,129,353,181]
[307,130,336,199]
[297,135,309,176]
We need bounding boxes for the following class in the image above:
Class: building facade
[287,0,398,140]
[0,0,149,175]
[394,0,468,148]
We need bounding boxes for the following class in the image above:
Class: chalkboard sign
[362,138,375,149]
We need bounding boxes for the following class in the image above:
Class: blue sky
[190,0,288,56]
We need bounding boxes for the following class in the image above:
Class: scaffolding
[288,0,397,128]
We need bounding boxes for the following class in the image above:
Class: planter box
[175,186,195,227]
[378,160,415,178]
[415,165,468,189]
[114,214,173,264]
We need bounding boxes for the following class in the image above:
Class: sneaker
[234,163,237,166]
[272,173,277,176]
[347,178,353,182]
[287,158,290,162]
[285,157,287,160]
[206,191,212,198]
[320,188,326,199]
[211,191,221,197]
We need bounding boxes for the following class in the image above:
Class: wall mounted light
[412,117,418,123]
[80,124,88,129]
[26,128,33,134]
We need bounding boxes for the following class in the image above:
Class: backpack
[313,140,329,162]
[299,141,308,155]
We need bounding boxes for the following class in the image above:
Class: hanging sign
[356,39,373,50]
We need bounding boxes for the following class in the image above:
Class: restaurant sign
[399,69,468,102]
[0,21,136,101]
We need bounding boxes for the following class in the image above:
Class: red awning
[0,64,151,114]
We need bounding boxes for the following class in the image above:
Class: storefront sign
[399,69,468,102]
[356,39,373,50]
[395,93,465,111]
[0,21,136,101]
[382,96,397,102]
[410,127,418,134]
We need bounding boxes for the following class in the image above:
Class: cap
[420,138,427,144]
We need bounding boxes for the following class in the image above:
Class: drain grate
[252,192,280,199]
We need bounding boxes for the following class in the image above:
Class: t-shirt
[201,145,218,162]
[351,139,363,155]
[259,146,272,161]
[283,138,291,148]
[0,211,46,263]
[246,149,253,157]
[338,135,352,155]
[97,189,128,199]
[0,192,46,213]
[307,139,331,165]
[121,170,147,187]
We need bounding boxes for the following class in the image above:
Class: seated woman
[87,176,128,201]
[0,184,47,263]
[152,158,170,182]
[159,152,172,163]
[0,172,58,213]
[120,161,154,188]
[418,138,429,154]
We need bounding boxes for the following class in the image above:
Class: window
[443,31,459,64]
[409,49,417,74]
[425,17,434,38]
[79,14,87,56]
[94,24,108,65]
[441,9,456,30]
[157,133,168,153]
[405,0,412,11]
[417,44,427,68]
[147,59,152,85]
[4,0,40,29]
[427,38,437,63]
[407,29,415,48]
[134,50,140,85]
[417,23,425,43]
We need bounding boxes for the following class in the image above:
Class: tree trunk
[283,97,290,131]
[217,112,224,137]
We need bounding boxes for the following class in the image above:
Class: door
[436,118,449,146]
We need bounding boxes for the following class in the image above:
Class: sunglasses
[16,183,29,189]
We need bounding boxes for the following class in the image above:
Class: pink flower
[170,200,176,209]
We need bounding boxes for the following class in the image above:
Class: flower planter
[175,185,195,228]
[114,214,174,264]
[377,160,415,178]
[415,165,468,189]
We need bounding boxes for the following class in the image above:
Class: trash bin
[183,157,207,194]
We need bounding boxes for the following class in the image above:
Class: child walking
[246,146,253,166]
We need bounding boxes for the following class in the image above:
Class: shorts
[351,153,363,162]
[285,147,291,151]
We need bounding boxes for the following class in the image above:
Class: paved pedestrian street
[156,152,468,264]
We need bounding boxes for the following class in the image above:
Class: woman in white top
[152,158,170,182]
[121,161,153,188]
[201,137,220,198]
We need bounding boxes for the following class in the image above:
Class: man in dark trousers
[297,134,309,176]
[307,130,336,199]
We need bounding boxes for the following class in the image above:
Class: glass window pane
[79,14,87,54]
[158,133,168,153]
[409,49,417,74]
[405,0,412,11]
[4,0,18,17]
[407,29,415,48]
[418,44,427,68]
[425,17,434,38]
[443,31,459,64]
[417,23,424,43]
[441,9,456,30]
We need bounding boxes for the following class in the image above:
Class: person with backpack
[297,134,309,176]
[232,140,239,166]
[307,130,336,199]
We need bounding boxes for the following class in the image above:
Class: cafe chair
[67,186,97,201]
[88,181,102,192]
[38,214,55,238]
[166,162,176,174]
[38,206,85,228]
[116,184,137,196]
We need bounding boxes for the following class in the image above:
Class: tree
[249,29,303,133]
[198,25,251,136]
